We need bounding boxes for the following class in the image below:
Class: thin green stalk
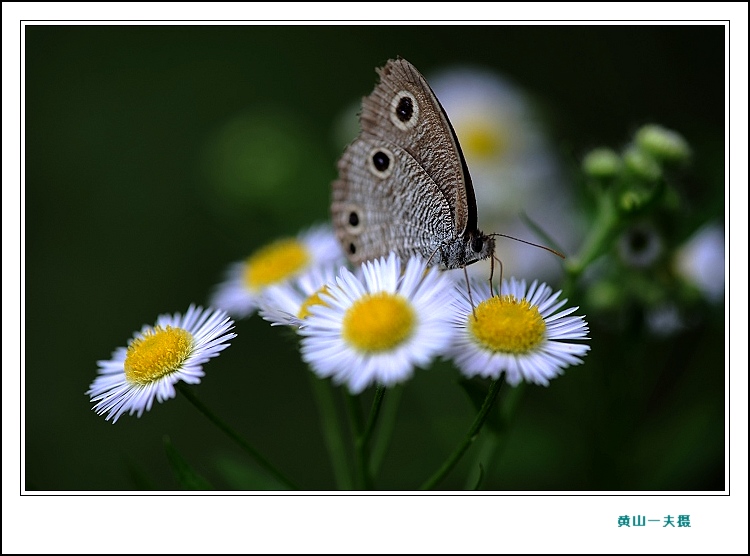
[370,384,403,477]
[462,382,526,489]
[362,385,386,444]
[564,191,620,292]
[308,374,352,490]
[345,386,385,490]
[419,379,504,490]
[176,382,299,490]
[345,392,366,489]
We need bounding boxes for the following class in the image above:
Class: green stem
[308,374,352,490]
[345,392,366,489]
[462,382,526,489]
[563,190,621,293]
[370,384,403,477]
[176,382,299,490]
[362,385,386,444]
[346,386,386,490]
[419,379,504,490]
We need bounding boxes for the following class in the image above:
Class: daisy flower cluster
[86,223,590,422]
[284,253,589,393]
[238,228,591,394]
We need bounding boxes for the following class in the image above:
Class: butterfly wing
[331,57,493,269]
[359,58,476,236]
[332,132,457,265]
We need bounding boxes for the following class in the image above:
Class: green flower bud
[623,146,662,182]
[583,148,622,179]
[635,124,690,162]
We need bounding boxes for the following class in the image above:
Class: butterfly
[331,57,495,270]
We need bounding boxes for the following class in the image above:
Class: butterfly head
[466,230,496,267]
[438,230,496,270]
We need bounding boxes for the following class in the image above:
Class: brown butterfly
[331,57,495,270]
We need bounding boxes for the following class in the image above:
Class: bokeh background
[24,24,725,491]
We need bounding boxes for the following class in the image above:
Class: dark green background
[25,24,725,491]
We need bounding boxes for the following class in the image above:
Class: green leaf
[470,463,485,491]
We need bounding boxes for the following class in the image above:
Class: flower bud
[583,148,621,179]
[635,124,690,162]
[623,146,662,182]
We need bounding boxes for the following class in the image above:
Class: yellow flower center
[462,120,507,160]
[244,239,310,291]
[124,326,194,384]
[297,285,331,320]
[468,295,546,354]
[342,292,415,352]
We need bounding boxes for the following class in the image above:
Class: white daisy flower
[210,224,345,318]
[87,305,236,423]
[298,253,456,394]
[259,262,341,328]
[447,278,590,386]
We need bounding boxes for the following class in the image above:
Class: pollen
[342,292,415,352]
[468,295,546,354]
[124,326,194,384]
[298,286,331,320]
[244,239,310,291]
[463,120,506,160]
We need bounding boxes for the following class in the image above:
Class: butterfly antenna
[489,233,566,260]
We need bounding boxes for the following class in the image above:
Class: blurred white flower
[259,262,341,328]
[673,222,725,303]
[210,224,346,319]
[646,302,686,337]
[429,66,584,284]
